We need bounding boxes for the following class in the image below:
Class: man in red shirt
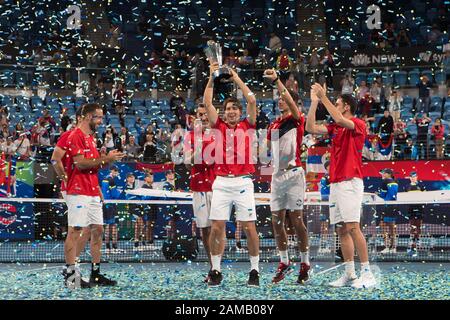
[64,103,124,289]
[203,62,259,287]
[51,107,92,282]
[306,84,376,289]
[263,69,310,284]
[184,103,216,281]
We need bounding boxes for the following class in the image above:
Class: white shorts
[210,176,257,222]
[66,194,103,227]
[270,167,306,212]
[192,191,212,228]
[329,178,364,225]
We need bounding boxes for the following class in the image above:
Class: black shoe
[61,266,68,277]
[247,269,259,287]
[89,273,117,287]
[335,247,344,262]
[236,241,242,249]
[207,270,223,287]
[204,270,212,283]
[106,243,111,250]
[112,243,118,250]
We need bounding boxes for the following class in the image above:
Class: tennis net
[0,197,448,263]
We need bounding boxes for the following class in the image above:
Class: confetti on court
[0,263,448,300]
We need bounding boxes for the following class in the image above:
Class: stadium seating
[435,70,446,84]
[394,71,408,87]
[429,111,441,122]
[430,96,442,112]
[132,98,144,108]
[382,72,394,86]
[125,73,137,90]
[407,124,418,137]
[403,95,414,105]
[367,72,379,84]
[408,70,421,86]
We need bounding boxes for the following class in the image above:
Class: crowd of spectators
[0,31,448,164]
[0,83,447,167]
[369,18,448,49]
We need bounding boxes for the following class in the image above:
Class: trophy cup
[204,40,232,83]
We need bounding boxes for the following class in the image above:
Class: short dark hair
[223,97,243,112]
[145,172,153,178]
[195,103,206,114]
[81,103,102,117]
[75,106,83,119]
[338,94,357,115]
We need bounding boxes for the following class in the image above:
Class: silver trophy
[204,40,232,82]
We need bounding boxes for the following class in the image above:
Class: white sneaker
[351,272,377,289]
[380,248,390,254]
[329,274,357,287]
[389,248,397,254]
[148,244,158,251]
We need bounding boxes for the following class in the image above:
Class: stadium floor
[0,262,448,300]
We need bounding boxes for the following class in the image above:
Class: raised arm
[263,69,301,119]
[305,89,328,135]
[311,83,355,130]
[203,62,219,126]
[228,67,257,126]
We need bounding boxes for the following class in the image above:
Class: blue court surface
[0,262,448,300]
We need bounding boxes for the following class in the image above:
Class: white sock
[361,262,371,274]
[279,250,289,265]
[344,261,356,278]
[250,255,259,273]
[211,255,222,272]
[300,251,310,265]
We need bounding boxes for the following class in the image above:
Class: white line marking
[315,263,344,276]
[2,263,87,273]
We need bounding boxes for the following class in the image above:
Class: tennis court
[0,197,449,300]
[0,261,448,300]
